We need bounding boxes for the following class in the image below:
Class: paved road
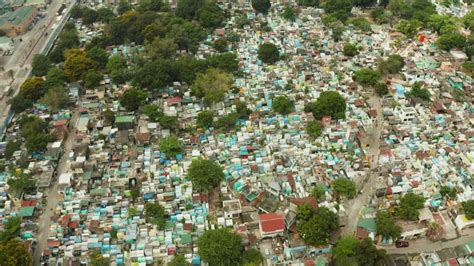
[383,229,474,254]
[0,0,72,123]
[342,95,383,235]
[33,109,79,265]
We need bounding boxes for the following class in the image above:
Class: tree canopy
[375,211,401,241]
[187,159,224,192]
[378,54,405,75]
[272,96,294,115]
[281,5,297,21]
[197,229,242,265]
[353,68,381,86]
[159,135,183,158]
[192,68,233,105]
[332,178,356,199]
[462,200,474,220]
[40,87,69,111]
[31,54,52,76]
[297,206,339,246]
[304,91,346,120]
[252,0,271,14]
[64,48,94,81]
[83,69,103,88]
[120,88,147,111]
[437,32,467,51]
[374,82,389,97]
[243,248,264,265]
[144,202,165,229]
[20,77,46,101]
[343,43,358,57]
[197,110,214,128]
[258,43,279,64]
[306,121,322,139]
[409,82,430,101]
[0,217,21,242]
[397,192,425,221]
[168,254,190,266]
[0,239,32,266]
[333,236,387,266]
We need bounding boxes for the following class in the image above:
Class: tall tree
[120,88,147,111]
[192,68,233,105]
[304,91,346,120]
[332,178,356,199]
[297,206,339,246]
[272,96,294,115]
[20,77,46,101]
[31,54,52,76]
[40,87,69,111]
[252,0,271,14]
[197,229,242,265]
[176,0,205,19]
[0,239,32,266]
[64,49,93,81]
[187,159,224,192]
[197,2,226,28]
[258,43,279,64]
[159,135,183,158]
[375,211,401,240]
[87,46,109,69]
[83,69,103,88]
[144,202,165,229]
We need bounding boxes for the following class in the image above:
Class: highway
[0,1,74,136]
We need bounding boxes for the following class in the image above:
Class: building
[0,36,13,51]
[24,0,48,9]
[0,6,37,37]
[259,213,285,238]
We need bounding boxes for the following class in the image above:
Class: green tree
[97,7,114,22]
[243,249,263,265]
[428,14,457,34]
[356,237,387,265]
[281,5,297,21]
[437,32,467,51]
[20,77,46,101]
[82,7,98,25]
[258,43,279,64]
[298,0,319,7]
[159,135,183,158]
[397,192,425,221]
[25,133,55,153]
[375,211,401,240]
[44,67,67,89]
[329,20,345,41]
[187,159,224,192]
[159,115,178,130]
[297,203,315,221]
[348,17,372,32]
[146,37,178,60]
[311,185,326,201]
[71,5,83,19]
[197,1,226,28]
[374,82,389,96]
[206,52,240,74]
[343,43,358,57]
[370,8,392,24]
[306,121,322,139]
[213,38,228,53]
[332,178,356,199]
[462,200,474,220]
[87,46,109,69]
[143,104,162,122]
[463,10,474,30]
[354,68,381,86]
[323,0,353,22]
[176,0,205,19]
[0,217,21,242]
[138,0,165,12]
[83,69,103,88]
[353,0,377,7]
[396,19,422,38]
[9,96,33,113]
[333,235,359,263]
[89,250,110,266]
[197,110,214,128]
[31,54,52,76]
[40,87,69,111]
[236,101,252,119]
[192,68,233,105]
[106,55,129,85]
[197,229,242,265]
[0,239,32,266]
[297,207,339,246]
[64,49,94,81]
[379,54,405,75]
[7,173,36,194]
[252,0,271,14]
[120,88,147,111]
[304,91,346,120]
[215,112,238,130]
[117,0,132,15]
[409,82,430,101]
[103,109,115,125]
[168,254,190,266]
[144,202,165,229]
[272,96,294,115]
[132,59,173,90]
[440,186,457,199]
[4,140,21,160]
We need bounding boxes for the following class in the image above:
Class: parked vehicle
[395,240,409,248]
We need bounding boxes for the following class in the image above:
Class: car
[395,240,409,248]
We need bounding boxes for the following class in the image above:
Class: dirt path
[33,109,79,265]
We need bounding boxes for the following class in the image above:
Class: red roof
[54,119,68,127]
[21,200,37,207]
[47,240,60,247]
[290,197,318,210]
[259,213,285,233]
[166,96,182,105]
